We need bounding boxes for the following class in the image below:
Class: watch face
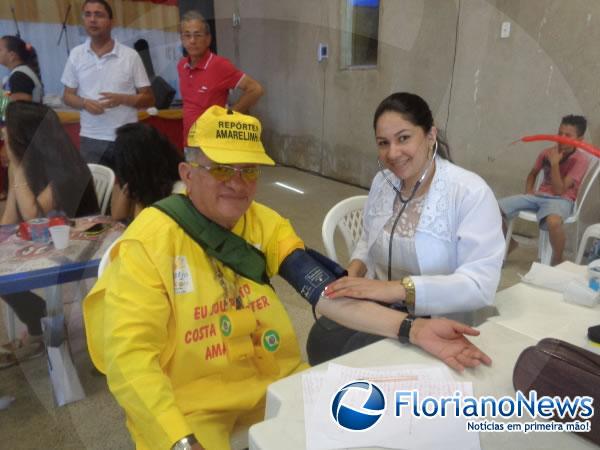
[173,440,193,450]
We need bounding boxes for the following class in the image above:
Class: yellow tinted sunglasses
[189,162,261,182]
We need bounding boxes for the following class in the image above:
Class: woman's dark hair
[1,35,43,86]
[113,123,182,207]
[373,92,452,161]
[5,101,99,217]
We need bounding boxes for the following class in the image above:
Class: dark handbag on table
[513,338,600,445]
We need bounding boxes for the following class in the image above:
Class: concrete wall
[213,0,600,242]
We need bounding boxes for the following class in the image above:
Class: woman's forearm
[11,169,40,220]
[11,168,54,220]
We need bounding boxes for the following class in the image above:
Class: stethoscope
[378,141,438,281]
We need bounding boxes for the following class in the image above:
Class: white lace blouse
[372,194,425,282]
[351,157,505,318]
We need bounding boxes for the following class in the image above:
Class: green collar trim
[153,195,269,285]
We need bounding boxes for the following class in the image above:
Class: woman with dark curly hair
[110,122,183,222]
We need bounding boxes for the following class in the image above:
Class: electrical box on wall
[501,21,511,38]
[318,43,328,62]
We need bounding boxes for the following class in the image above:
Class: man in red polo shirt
[178,11,264,143]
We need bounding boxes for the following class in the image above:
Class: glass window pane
[342,0,380,67]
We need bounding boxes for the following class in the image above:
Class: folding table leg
[43,284,85,406]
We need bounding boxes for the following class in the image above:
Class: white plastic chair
[575,223,600,264]
[97,239,119,277]
[505,159,600,264]
[322,195,368,263]
[88,163,115,215]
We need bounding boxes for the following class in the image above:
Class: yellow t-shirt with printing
[83,201,306,449]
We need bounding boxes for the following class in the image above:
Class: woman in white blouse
[307,92,504,365]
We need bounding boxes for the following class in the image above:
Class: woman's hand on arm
[324,276,405,304]
[346,259,367,277]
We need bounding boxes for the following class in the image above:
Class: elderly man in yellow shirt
[83,105,491,450]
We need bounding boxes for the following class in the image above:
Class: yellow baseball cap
[187,105,275,166]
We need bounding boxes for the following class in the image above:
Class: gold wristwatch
[401,276,415,312]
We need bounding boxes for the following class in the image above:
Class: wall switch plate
[318,43,328,62]
[501,21,511,38]
[233,13,241,28]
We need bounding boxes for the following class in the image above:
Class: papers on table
[520,262,600,306]
[303,363,480,450]
[520,262,586,292]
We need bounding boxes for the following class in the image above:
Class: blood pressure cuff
[279,248,348,306]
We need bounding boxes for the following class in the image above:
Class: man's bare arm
[231,75,264,113]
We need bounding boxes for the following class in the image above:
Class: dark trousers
[1,292,46,336]
[79,136,115,170]
[306,316,384,366]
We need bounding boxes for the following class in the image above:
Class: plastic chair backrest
[88,163,115,215]
[98,239,118,276]
[321,195,367,263]
[533,170,544,190]
[572,159,600,220]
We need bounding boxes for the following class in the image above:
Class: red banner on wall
[129,0,178,5]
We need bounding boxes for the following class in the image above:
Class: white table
[250,266,599,450]
[0,217,123,406]
[490,262,599,347]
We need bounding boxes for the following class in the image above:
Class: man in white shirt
[61,0,154,169]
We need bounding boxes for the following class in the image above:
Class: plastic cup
[28,218,50,243]
[17,221,32,240]
[49,225,70,250]
[588,259,600,292]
